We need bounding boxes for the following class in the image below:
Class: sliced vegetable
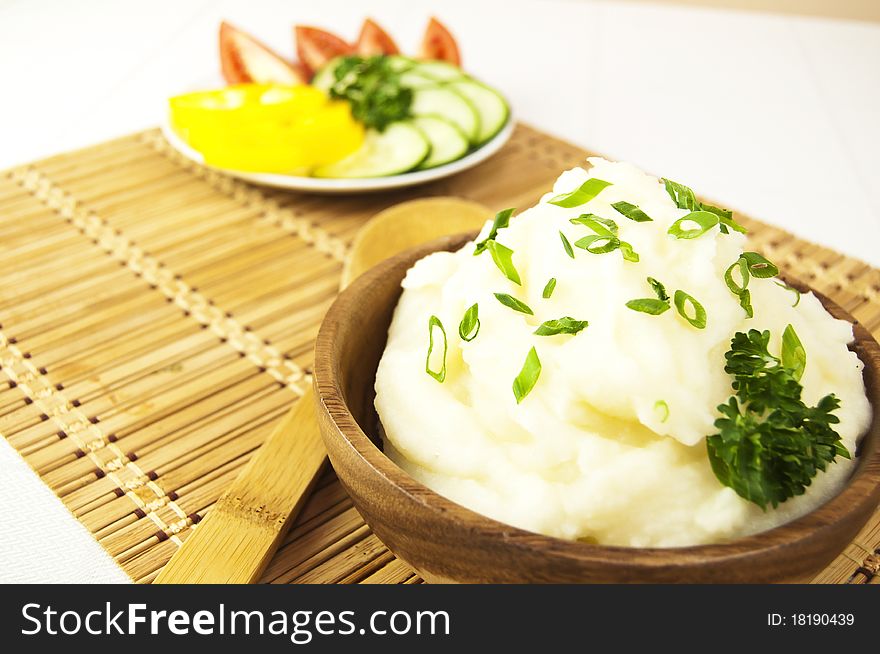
[412,116,469,169]
[314,121,428,178]
[295,26,353,76]
[411,86,479,143]
[411,60,465,81]
[356,18,399,56]
[419,17,461,66]
[219,22,306,85]
[447,79,509,144]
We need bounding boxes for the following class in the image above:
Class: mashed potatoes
[374,159,871,547]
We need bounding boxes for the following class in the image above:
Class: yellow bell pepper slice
[169,84,364,174]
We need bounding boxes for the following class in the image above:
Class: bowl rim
[314,233,880,571]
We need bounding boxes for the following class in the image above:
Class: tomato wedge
[295,26,353,76]
[419,17,460,66]
[356,18,399,56]
[219,21,306,85]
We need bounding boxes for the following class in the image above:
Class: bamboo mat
[1,124,879,584]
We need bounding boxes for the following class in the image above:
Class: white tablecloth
[1,0,878,583]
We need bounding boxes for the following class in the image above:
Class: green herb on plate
[654,400,670,423]
[549,178,612,208]
[328,56,413,131]
[534,317,589,336]
[706,328,848,509]
[486,240,521,285]
[542,278,557,298]
[513,346,542,403]
[474,208,515,255]
[559,231,575,259]
[781,324,806,381]
[775,280,802,307]
[667,211,719,240]
[661,177,746,234]
[611,200,653,222]
[459,303,480,342]
[673,289,707,329]
[626,276,671,315]
[494,293,534,315]
[425,315,447,382]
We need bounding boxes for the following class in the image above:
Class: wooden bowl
[313,233,880,583]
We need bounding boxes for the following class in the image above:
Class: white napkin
[0,437,130,583]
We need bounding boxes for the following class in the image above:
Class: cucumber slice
[399,70,440,89]
[313,122,428,178]
[412,116,469,169]
[447,79,509,145]
[411,60,465,81]
[411,86,480,144]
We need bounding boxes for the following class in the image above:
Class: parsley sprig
[706,328,850,509]
[328,56,413,131]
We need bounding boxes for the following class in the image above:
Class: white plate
[160,115,514,194]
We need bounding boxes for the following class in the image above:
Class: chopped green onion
[570,213,618,236]
[673,290,707,329]
[574,234,620,254]
[473,208,514,255]
[662,177,745,234]
[534,317,589,336]
[667,211,719,239]
[542,278,557,298]
[740,252,779,278]
[512,346,542,403]
[618,241,640,262]
[724,258,750,294]
[738,288,754,319]
[661,178,699,210]
[486,240,522,285]
[611,200,653,222]
[775,280,801,307]
[549,178,612,208]
[647,277,669,302]
[626,298,671,315]
[458,303,480,342]
[627,277,671,314]
[494,293,533,315]
[654,400,670,423]
[702,203,747,234]
[781,324,806,381]
[725,258,752,318]
[559,231,575,259]
[425,315,447,382]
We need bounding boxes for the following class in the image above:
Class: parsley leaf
[706,328,849,509]
[328,56,413,131]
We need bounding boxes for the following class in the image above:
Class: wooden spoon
[154,196,491,583]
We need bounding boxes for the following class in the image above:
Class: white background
[0,0,878,582]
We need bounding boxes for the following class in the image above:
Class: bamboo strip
[359,559,417,585]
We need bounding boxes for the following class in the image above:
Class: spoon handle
[154,387,325,584]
